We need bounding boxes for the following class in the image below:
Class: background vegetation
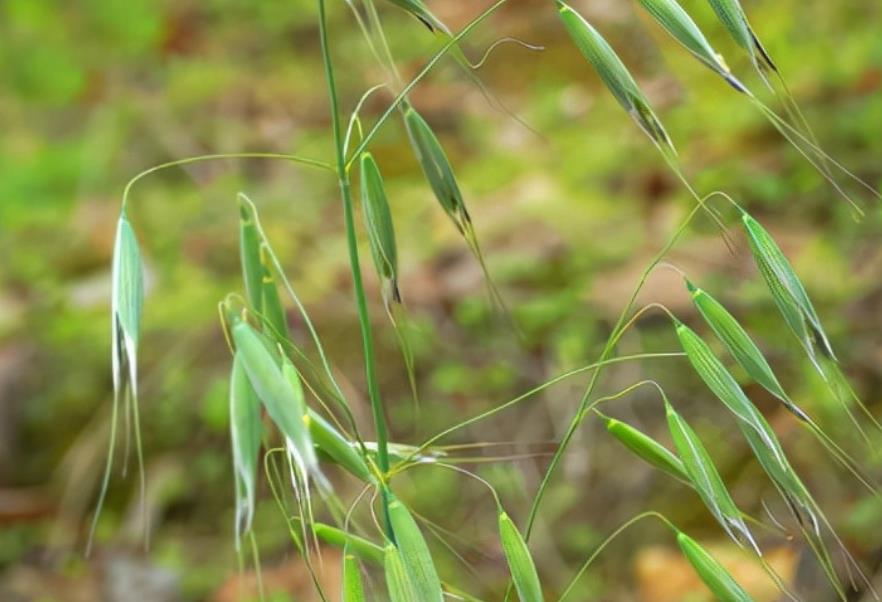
[1,0,880,600]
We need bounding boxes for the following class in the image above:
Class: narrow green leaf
[498,511,543,602]
[665,402,758,553]
[676,531,754,602]
[604,417,689,482]
[387,494,444,602]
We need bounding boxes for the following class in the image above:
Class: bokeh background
[2,0,881,600]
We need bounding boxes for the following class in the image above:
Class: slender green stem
[346,0,510,168]
[316,0,392,535]
[558,511,674,601]
[120,152,334,212]
[406,352,685,462]
[523,202,705,540]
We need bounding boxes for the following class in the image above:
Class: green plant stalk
[316,0,393,535]
[523,201,705,540]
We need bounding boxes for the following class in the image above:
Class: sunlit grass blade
[315,523,385,565]
[664,401,759,553]
[230,355,263,547]
[387,493,444,602]
[604,416,689,482]
[557,1,676,157]
[635,0,748,92]
[385,543,420,602]
[360,152,400,303]
[498,510,543,602]
[676,531,754,601]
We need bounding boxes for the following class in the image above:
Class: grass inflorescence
[93,1,882,600]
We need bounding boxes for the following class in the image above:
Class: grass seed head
[231,320,319,482]
[259,245,290,346]
[742,213,835,362]
[360,152,401,303]
[665,401,758,553]
[112,214,145,398]
[306,409,372,482]
[384,543,420,602]
[675,321,788,469]
[675,321,822,535]
[230,355,263,546]
[635,0,746,91]
[238,196,263,312]
[387,494,444,602]
[314,523,385,565]
[706,0,776,72]
[686,279,791,406]
[498,511,543,602]
[676,531,754,601]
[343,548,367,602]
[557,1,676,154]
[403,105,466,225]
[605,417,689,482]
[384,0,446,33]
